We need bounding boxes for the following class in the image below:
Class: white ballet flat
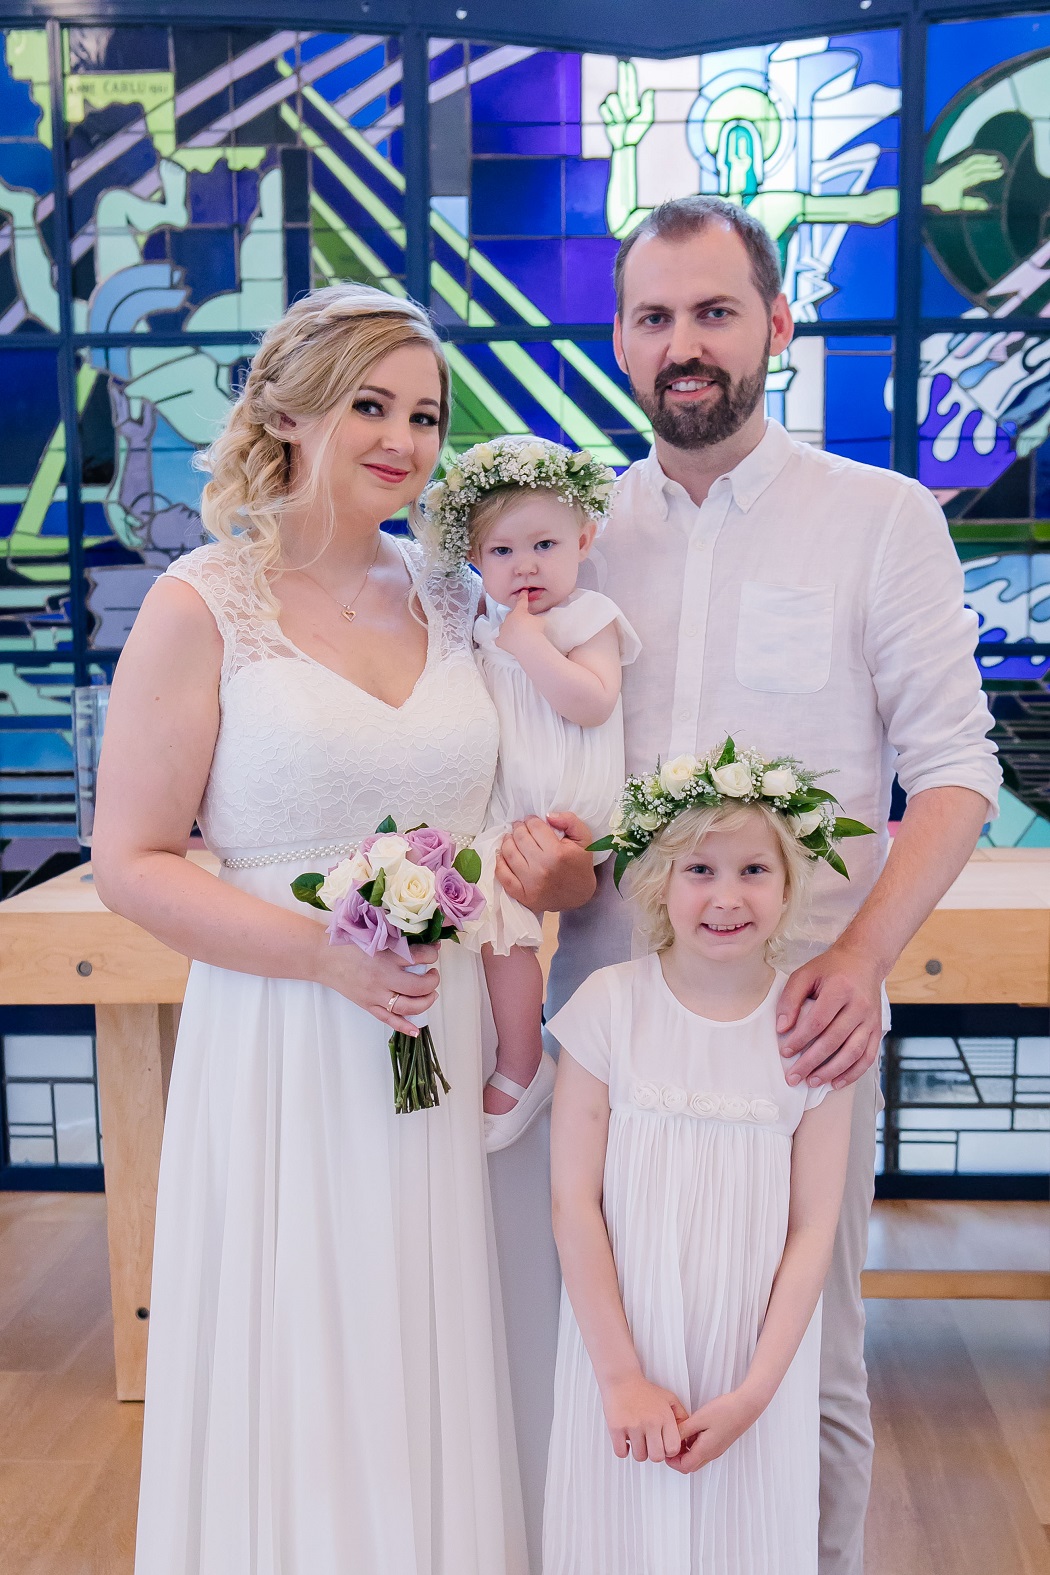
[484,1051,557,1154]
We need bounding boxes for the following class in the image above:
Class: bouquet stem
[389,1025,451,1114]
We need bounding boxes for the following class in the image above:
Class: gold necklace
[301,535,382,623]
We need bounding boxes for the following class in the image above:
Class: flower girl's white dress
[543,956,828,1575]
[134,538,528,1575]
[471,590,640,953]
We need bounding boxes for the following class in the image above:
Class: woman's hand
[664,1389,760,1474]
[313,938,440,1036]
[601,1372,688,1463]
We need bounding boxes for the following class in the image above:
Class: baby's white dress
[471,589,640,953]
[543,956,828,1575]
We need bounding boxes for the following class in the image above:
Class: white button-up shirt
[550,420,1002,1008]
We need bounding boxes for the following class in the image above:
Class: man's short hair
[613,195,783,316]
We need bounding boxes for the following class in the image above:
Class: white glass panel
[5,1082,53,1124]
[3,1034,94,1079]
[54,1082,100,1164]
[8,1135,56,1165]
[956,1132,1050,1173]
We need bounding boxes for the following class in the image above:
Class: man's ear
[612,314,628,375]
[769,292,794,357]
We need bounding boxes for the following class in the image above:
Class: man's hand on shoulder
[776,940,884,1090]
[496,812,597,913]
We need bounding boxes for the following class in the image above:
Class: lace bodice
[166,538,499,859]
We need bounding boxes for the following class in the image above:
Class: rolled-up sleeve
[862,480,1001,816]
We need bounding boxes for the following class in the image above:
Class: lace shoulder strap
[399,535,480,660]
[165,543,288,682]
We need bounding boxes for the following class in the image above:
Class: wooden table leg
[94,1002,178,1402]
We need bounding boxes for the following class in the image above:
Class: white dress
[543,957,828,1575]
[135,538,529,1575]
[471,590,640,953]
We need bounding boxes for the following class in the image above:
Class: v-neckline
[275,536,436,714]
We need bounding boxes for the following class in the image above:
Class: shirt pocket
[735,581,835,694]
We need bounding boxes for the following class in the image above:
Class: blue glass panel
[918,332,1050,495]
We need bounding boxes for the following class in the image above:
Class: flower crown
[590,736,875,889]
[421,436,616,570]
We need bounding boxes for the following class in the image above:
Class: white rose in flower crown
[445,469,463,492]
[710,760,754,797]
[760,768,797,798]
[789,809,824,838]
[609,803,625,833]
[569,449,592,470]
[659,754,700,799]
[366,834,411,876]
[384,860,439,932]
[318,851,371,908]
[635,809,663,832]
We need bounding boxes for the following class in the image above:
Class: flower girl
[422,437,639,1151]
[543,742,872,1575]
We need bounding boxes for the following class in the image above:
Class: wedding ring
[388,993,400,1014]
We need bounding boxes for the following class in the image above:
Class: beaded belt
[222,841,357,872]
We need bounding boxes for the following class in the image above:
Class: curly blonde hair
[622,801,813,958]
[196,283,450,611]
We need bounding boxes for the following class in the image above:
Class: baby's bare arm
[496,596,622,726]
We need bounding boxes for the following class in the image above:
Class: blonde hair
[466,485,591,561]
[623,801,813,958]
[197,283,450,610]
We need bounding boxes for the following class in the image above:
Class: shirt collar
[636,419,795,519]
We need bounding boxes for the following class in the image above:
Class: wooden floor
[0,1193,1046,1574]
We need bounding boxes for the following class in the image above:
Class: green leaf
[613,849,632,889]
[833,817,876,839]
[374,815,397,835]
[453,847,482,884]
[802,787,838,804]
[369,866,387,907]
[290,872,329,910]
[424,908,445,944]
[825,849,850,880]
[587,834,615,853]
[715,736,736,768]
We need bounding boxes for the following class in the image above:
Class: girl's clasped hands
[602,1371,759,1473]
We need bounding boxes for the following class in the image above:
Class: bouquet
[291,818,485,1114]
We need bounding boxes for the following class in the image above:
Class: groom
[497,195,1001,1575]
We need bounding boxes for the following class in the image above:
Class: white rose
[760,768,797,798]
[425,481,446,508]
[710,761,754,797]
[661,1086,688,1113]
[384,860,438,929]
[366,834,411,876]
[789,810,823,838]
[750,1099,781,1124]
[318,851,370,908]
[520,441,547,465]
[635,810,663,832]
[569,449,592,470]
[445,469,463,492]
[609,804,625,833]
[473,443,495,467]
[659,754,699,799]
[690,1092,721,1118]
[632,1081,660,1110]
[721,1095,751,1121]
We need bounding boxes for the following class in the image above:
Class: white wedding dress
[134,537,529,1575]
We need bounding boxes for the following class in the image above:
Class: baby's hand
[601,1373,687,1464]
[495,589,546,656]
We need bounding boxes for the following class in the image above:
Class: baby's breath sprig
[419,436,616,571]
[590,735,875,888]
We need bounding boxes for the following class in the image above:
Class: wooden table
[0,848,1047,1401]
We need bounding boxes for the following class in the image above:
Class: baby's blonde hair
[197,283,450,611]
[623,801,813,958]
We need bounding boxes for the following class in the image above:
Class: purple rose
[328,887,413,962]
[404,826,454,872]
[435,866,486,929]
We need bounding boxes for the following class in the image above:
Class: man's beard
[630,336,771,450]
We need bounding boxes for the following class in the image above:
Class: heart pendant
[340,607,356,623]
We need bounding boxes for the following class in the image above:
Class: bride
[93,283,529,1575]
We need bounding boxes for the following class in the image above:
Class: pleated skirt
[543,1113,820,1575]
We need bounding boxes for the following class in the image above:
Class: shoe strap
[487,1071,529,1100]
